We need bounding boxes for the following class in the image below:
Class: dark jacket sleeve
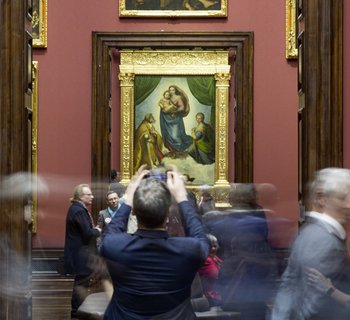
[178,201,210,259]
[73,208,100,242]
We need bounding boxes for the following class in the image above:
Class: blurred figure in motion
[229,183,266,219]
[198,186,216,215]
[109,169,126,201]
[109,169,120,183]
[203,183,277,320]
[100,166,210,319]
[272,168,350,320]
[64,184,102,319]
[166,189,199,237]
[198,234,223,308]
[306,267,350,309]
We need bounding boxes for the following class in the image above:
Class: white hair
[310,168,350,203]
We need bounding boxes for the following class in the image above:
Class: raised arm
[167,169,209,256]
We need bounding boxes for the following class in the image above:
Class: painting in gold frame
[119,0,227,18]
[32,0,47,48]
[286,0,297,59]
[31,61,39,233]
[119,50,231,192]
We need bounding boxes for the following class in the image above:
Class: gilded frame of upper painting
[119,50,231,193]
[286,0,297,59]
[119,0,227,18]
[32,0,47,48]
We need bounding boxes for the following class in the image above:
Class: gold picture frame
[33,0,47,48]
[119,0,227,18]
[32,61,39,233]
[286,0,297,59]
[119,50,231,192]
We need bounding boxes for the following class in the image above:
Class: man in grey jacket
[271,168,350,320]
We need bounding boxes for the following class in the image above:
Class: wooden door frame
[91,32,254,213]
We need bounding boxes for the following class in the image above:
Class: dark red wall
[35,0,340,248]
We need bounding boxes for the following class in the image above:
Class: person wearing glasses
[64,184,101,319]
[272,168,350,320]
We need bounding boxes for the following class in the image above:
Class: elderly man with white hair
[272,168,350,320]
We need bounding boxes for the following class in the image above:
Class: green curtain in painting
[134,76,161,106]
[187,76,216,127]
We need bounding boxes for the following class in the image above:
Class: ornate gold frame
[33,0,47,48]
[119,50,231,192]
[119,0,227,18]
[32,61,39,233]
[286,0,297,59]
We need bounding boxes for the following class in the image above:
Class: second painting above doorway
[119,0,227,18]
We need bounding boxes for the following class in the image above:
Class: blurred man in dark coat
[203,183,278,320]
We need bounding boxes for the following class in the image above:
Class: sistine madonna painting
[133,75,216,185]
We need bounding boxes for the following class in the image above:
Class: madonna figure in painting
[158,85,193,156]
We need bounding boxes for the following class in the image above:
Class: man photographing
[100,165,210,319]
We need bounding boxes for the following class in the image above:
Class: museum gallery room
[1,0,350,319]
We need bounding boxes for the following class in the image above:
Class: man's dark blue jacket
[100,201,210,320]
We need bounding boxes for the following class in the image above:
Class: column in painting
[119,73,135,183]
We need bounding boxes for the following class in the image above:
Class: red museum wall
[33,0,350,249]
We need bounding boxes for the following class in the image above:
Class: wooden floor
[32,275,73,320]
[31,248,289,319]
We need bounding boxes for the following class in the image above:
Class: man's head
[110,169,120,182]
[310,168,350,225]
[133,178,172,229]
[106,191,119,211]
[71,184,94,206]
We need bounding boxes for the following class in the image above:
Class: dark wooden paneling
[91,32,254,215]
[0,1,33,319]
[299,0,343,206]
